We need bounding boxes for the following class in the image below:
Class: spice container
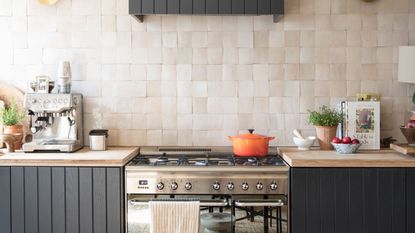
[89,129,108,151]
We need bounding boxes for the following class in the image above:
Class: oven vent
[158,148,212,152]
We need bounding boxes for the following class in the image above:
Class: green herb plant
[308,105,343,127]
[0,100,26,126]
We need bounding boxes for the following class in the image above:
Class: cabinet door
[167,0,180,13]
[258,0,270,14]
[219,0,231,14]
[290,168,408,233]
[129,0,142,14]
[0,167,124,233]
[232,0,244,14]
[245,0,257,14]
[206,0,218,14]
[141,0,154,13]
[180,0,193,13]
[155,0,167,14]
[193,0,206,13]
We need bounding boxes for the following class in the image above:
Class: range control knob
[227,182,235,191]
[212,181,220,190]
[270,182,278,190]
[256,182,263,190]
[156,182,164,190]
[241,182,249,191]
[184,182,192,190]
[171,182,178,190]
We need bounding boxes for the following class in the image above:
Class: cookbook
[345,101,380,150]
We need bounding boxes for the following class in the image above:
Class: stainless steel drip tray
[23,140,83,152]
[40,139,77,145]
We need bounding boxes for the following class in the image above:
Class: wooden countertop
[0,147,139,167]
[279,147,415,167]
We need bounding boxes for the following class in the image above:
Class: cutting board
[390,143,415,156]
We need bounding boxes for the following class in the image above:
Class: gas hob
[125,147,289,195]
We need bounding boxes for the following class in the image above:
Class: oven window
[127,195,287,233]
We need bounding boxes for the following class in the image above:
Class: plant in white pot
[0,100,26,149]
[308,105,343,150]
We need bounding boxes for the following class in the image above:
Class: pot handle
[268,136,276,141]
[228,136,234,141]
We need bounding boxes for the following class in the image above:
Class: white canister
[57,77,71,93]
[57,61,72,78]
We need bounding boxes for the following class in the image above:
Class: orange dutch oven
[228,129,275,157]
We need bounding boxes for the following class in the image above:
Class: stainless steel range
[126,147,289,233]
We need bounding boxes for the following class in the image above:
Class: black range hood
[129,0,284,23]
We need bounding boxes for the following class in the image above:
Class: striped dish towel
[149,199,200,233]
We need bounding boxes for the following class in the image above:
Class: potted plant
[308,105,343,150]
[0,100,26,149]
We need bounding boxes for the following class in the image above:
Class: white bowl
[293,136,316,150]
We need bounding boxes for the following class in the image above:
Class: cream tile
[239,48,254,64]
[285,47,300,63]
[254,97,269,113]
[238,97,254,114]
[223,64,238,80]
[283,81,300,97]
[253,64,269,81]
[254,81,269,97]
[223,48,238,64]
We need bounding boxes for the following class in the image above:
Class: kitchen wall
[0,0,415,146]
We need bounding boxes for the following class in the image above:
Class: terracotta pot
[228,129,275,157]
[3,125,24,150]
[315,126,337,150]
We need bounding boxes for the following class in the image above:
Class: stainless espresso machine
[23,93,84,152]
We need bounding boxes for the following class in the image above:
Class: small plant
[0,100,26,126]
[308,105,343,127]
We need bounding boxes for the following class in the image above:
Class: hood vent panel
[129,0,284,23]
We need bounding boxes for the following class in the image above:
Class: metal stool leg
[264,206,269,233]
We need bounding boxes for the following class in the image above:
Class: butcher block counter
[0,146,138,166]
[279,147,415,167]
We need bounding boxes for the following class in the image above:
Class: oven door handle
[129,199,229,207]
[234,199,284,207]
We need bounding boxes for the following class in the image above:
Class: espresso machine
[22,93,84,152]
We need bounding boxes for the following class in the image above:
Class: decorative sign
[345,101,380,150]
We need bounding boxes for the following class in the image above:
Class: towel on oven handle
[149,198,200,233]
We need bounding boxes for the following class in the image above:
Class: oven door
[127,194,230,233]
[126,194,287,233]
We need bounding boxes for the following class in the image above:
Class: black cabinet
[129,0,284,22]
[290,168,413,233]
[0,167,124,233]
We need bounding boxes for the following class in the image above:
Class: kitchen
[1,0,415,232]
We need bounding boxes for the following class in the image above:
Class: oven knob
[227,182,235,191]
[156,182,164,190]
[184,182,192,190]
[241,182,249,191]
[256,182,263,190]
[212,181,220,190]
[171,182,178,190]
[270,182,278,190]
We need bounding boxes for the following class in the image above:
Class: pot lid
[234,129,271,140]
